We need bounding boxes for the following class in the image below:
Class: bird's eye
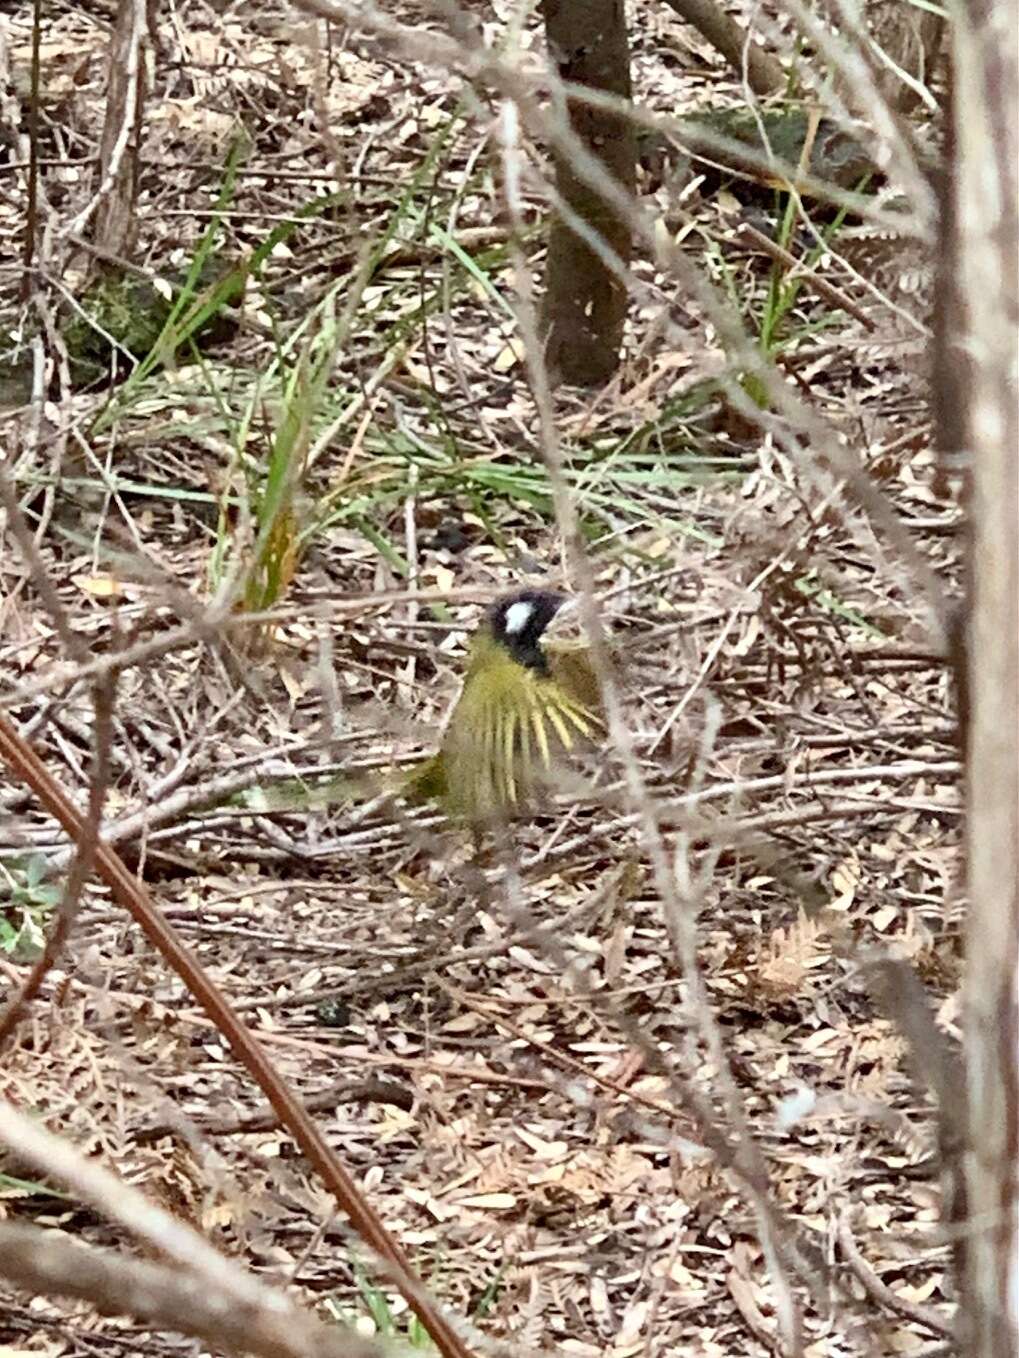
[503,601,535,636]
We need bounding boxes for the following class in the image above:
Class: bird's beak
[541,597,589,649]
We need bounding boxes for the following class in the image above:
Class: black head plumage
[486,589,568,673]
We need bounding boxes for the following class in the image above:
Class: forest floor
[0,1,961,1355]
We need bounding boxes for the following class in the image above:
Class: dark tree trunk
[541,0,635,386]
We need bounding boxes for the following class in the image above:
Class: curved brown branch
[0,712,471,1358]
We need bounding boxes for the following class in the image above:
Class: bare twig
[0,673,116,1044]
[0,463,85,662]
[836,1214,955,1340]
[135,1079,414,1145]
[737,220,879,332]
[660,0,784,95]
[497,97,806,1355]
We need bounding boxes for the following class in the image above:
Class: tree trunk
[91,0,153,257]
[541,0,635,386]
[941,1,1019,1352]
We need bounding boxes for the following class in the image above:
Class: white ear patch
[503,600,535,635]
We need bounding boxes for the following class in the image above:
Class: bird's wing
[436,642,603,820]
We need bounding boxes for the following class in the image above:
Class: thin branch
[737,220,879,332]
[0,673,116,1044]
[837,1214,956,1340]
[498,97,806,1355]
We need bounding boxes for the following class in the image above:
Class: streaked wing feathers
[440,646,602,821]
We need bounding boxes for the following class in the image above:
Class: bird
[405,587,605,825]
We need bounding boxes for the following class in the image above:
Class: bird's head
[486,589,574,673]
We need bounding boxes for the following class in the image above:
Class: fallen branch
[0,1218,381,1358]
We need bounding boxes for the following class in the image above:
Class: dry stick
[438,978,704,1141]
[649,495,860,755]
[21,292,72,552]
[0,1225,377,1358]
[232,933,560,1012]
[0,1171,380,1358]
[728,1264,790,1356]
[652,758,959,817]
[836,1215,955,1340]
[37,753,314,867]
[737,220,879,333]
[783,205,930,342]
[0,464,85,663]
[134,1080,414,1146]
[0,673,115,1045]
[824,0,940,116]
[0,715,470,1358]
